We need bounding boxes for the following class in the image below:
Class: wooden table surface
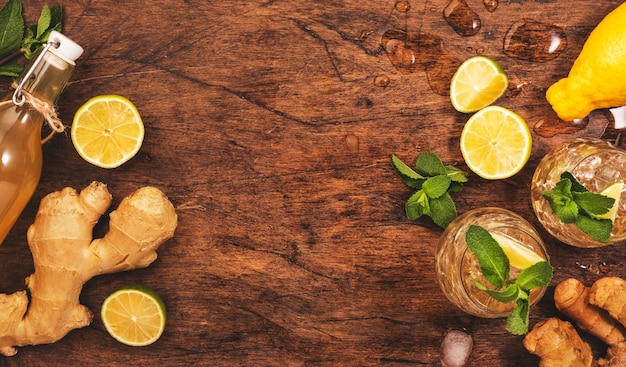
[1,0,626,366]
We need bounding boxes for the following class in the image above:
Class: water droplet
[374,74,390,87]
[358,30,372,42]
[380,30,461,95]
[483,0,498,12]
[533,116,588,138]
[345,134,360,152]
[443,0,481,37]
[395,0,411,12]
[380,30,420,74]
[503,19,567,62]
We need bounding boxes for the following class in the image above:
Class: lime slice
[460,106,532,180]
[450,56,509,113]
[101,285,166,347]
[71,95,144,169]
[490,232,545,270]
[592,182,625,221]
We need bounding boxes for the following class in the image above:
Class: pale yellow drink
[435,207,549,317]
[531,138,626,248]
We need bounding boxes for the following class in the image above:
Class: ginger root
[523,317,596,367]
[0,182,177,356]
[589,277,626,327]
[554,278,626,346]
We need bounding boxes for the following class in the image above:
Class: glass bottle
[0,31,83,246]
[435,207,549,317]
[531,138,626,248]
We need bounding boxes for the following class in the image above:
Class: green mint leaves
[465,225,553,335]
[0,0,62,77]
[391,152,467,228]
[541,172,614,242]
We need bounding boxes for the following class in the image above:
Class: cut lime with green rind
[451,56,509,113]
[101,284,167,347]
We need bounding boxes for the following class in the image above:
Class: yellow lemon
[101,285,167,347]
[490,232,545,270]
[450,56,509,113]
[71,95,144,169]
[460,106,532,180]
[546,3,626,121]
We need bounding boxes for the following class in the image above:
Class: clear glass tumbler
[531,138,626,248]
[435,207,549,318]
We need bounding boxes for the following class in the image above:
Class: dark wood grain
[1,0,625,366]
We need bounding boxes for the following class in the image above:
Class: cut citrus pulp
[460,106,532,180]
[490,232,545,270]
[101,285,167,347]
[71,95,144,168]
[450,56,509,113]
[592,182,625,221]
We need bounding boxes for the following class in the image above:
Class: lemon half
[71,95,144,169]
[450,56,509,113]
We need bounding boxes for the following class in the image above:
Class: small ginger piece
[555,278,626,346]
[589,277,626,327]
[0,182,177,356]
[524,318,596,367]
[599,342,626,367]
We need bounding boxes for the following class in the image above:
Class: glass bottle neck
[16,48,75,104]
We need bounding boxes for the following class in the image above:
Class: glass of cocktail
[531,138,626,248]
[435,207,549,318]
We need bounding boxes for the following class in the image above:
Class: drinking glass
[435,207,549,318]
[531,138,626,248]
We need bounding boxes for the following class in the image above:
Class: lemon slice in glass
[101,285,167,347]
[460,106,532,180]
[71,95,144,169]
[592,182,625,221]
[490,232,544,270]
[450,56,509,113]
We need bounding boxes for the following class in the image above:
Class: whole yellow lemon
[546,3,626,121]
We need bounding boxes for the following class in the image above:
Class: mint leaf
[415,151,447,176]
[423,175,451,199]
[479,283,520,304]
[405,190,429,220]
[22,4,63,59]
[515,261,553,290]
[542,171,614,242]
[0,0,24,59]
[576,215,612,243]
[561,171,586,192]
[506,296,530,335]
[390,154,425,189]
[391,151,466,228]
[446,165,469,183]
[573,191,614,216]
[0,58,21,76]
[542,179,579,223]
[465,225,509,289]
[429,193,457,228]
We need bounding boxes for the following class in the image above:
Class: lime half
[450,56,509,113]
[460,106,532,180]
[101,284,167,347]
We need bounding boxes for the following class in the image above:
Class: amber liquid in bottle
[0,43,77,246]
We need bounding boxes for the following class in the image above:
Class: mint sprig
[391,152,468,228]
[541,172,614,242]
[0,0,62,77]
[465,225,553,335]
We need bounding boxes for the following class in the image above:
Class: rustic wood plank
[1,0,625,365]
